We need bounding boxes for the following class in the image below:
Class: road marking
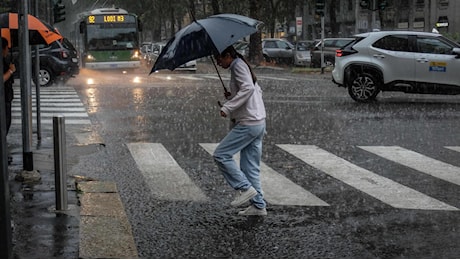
[445,146,460,153]
[127,143,209,202]
[278,144,458,211]
[11,119,91,125]
[258,76,290,81]
[12,107,87,112]
[201,75,230,81]
[199,143,329,206]
[12,112,89,117]
[12,87,90,126]
[14,92,79,98]
[176,75,203,80]
[13,98,83,103]
[152,75,180,81]
[359,146,460,186]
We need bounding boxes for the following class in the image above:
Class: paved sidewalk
[7,121,137,258]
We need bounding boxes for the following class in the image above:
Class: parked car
[310,38,354,68]
[234,40,249,58]
[148,42,197,71]
[294,40,316,66]
[140,41,153,62]
[332,31,460,102]
[262,38,294,64]
[12,38,79,87]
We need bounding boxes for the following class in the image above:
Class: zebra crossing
[11,86,91,125]
[127,142,460,211]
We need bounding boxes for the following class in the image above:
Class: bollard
[53,116,68,211]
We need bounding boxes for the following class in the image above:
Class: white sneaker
[230,187,257,207]
[238,205,267,216]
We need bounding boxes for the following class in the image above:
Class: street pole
[371,0,377,30]
[34,0,41,140]
[355,0,360,34]
[19,0,35,172]
[320,14,325,74]
[0,37,13,260]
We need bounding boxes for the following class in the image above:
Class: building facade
[299,0,459,40]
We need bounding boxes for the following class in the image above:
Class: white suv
[332,31,460,102]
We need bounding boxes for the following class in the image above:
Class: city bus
[73,8,142,70]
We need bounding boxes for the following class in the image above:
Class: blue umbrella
[150,13,263,73]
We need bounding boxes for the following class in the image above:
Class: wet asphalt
[7,61,460,258]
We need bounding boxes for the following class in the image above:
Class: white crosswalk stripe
[127,143,209,202]
[176,75,204,81]
[258,75,290,81]
[199,143,329,207]
[277,144,458,211]
[200,75,229,81]
[125,142,458,211]
[445,146,460,153]
[359,146,460,186]
[11,86,91,125]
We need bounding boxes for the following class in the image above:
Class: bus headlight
[132,50,139,59]
[87,54,95,61]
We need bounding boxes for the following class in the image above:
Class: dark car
[12,38,79,87]
[310,38,354,68]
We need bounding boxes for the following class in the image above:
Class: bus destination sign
[88,15,129,24]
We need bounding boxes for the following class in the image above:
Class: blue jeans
[213,123,266,209]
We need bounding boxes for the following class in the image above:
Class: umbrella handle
[210,56,230,96]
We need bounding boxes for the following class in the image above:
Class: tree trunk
[211,0,220,14]
[249,0,263,65]
[188,0,196,20]
[329,0,339,36]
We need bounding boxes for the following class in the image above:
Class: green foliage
[82,0,304,43]
[443,32,460,42]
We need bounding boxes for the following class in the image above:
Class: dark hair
[1,37,8,49]
[220,45,257,84]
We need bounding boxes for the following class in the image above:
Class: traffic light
[53,0,65,23]
[378,0,387,10]
[360,0,370,9]
[315,0,325,16]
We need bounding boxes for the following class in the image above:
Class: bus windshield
[87,23,138,51]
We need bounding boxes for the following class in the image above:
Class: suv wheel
[347,72,380,102]
[34,68,54,87]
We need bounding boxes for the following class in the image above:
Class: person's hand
[9,64,15,73]
[220,110,227,118]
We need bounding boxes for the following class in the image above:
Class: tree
[328,0,339,36]
[248,0,263,65]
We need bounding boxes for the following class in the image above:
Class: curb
[77,180,138,259]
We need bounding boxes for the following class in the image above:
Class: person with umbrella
[149,13,266,215]
[213,45,267,216]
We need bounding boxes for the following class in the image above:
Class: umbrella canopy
[151,13,262,73]
[0,13,63,47]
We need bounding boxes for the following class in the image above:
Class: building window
[413,17,424,28]
[415,0,425,8]
[438,0,449,9]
